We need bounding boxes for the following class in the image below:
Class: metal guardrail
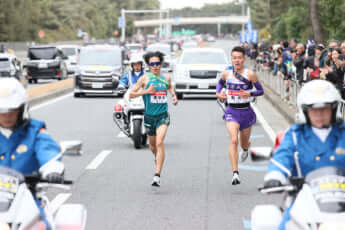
[249,60,345,122]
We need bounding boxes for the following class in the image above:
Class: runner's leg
[148,136,157,158]
[240,126,252,150]
[155,124,169,175]
[226,122,240,171]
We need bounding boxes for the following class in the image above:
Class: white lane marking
[50,193,72,215]
[30,93,73,111]
[117,132,127,138]
[252,104,276,143]
[86,150,112,170]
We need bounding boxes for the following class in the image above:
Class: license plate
[198,83,209,89]
[38,63,48,69]
[92,83,104,88]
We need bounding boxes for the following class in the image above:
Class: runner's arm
[216,71,227,99]
[129,76,148,98]
[248,71,264,97]
[166,75,176,97]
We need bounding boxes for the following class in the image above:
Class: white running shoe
[240,149,249,162]
[152,175,161,187]
[232,172,240,185]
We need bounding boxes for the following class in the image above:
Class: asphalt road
[30,40,291,230]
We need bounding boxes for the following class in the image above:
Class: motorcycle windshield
[306,167,345,213]
[0,166,23,212]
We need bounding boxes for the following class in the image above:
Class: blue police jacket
[0,119,60,175]
[268,123,345,230]
[268,123,345,179]
[119,70,144,87]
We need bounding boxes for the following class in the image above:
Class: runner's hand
[217,91,227,101]
[145,84,156,94]
[172,95,178,106]
[239,90,251,99]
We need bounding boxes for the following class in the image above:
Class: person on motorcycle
[263,79,345,229]
[118,54,145,90]
[0,78,64,228]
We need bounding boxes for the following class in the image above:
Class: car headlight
[112,73,121,81]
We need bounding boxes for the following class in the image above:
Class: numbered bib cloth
[150,91,168,104]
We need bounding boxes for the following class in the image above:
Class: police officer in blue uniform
[263,80,345,229]
[118,54,145,89]
[0,78,64,180]
[0,78,64,228]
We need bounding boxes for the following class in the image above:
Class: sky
[160,0,235,9]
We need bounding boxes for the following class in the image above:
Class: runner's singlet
[143,73,169,116]
[226,69,255,104]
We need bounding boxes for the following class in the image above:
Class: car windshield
[180,51,227,65]
[29,47,57,60]
[61,48,76,56]
[146,45,171,55]
[79,48,121,66]
[0,58,10,68]
[182,43,198,49]
[127,45,141,51]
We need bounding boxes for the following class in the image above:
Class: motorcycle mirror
[250,147,272,162]
[60,140,83,156]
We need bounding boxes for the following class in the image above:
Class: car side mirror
[62,55,68,60]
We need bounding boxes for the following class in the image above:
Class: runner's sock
[154,173,160,177]
[233,171,239,175]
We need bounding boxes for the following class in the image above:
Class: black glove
[46,172,64,183]
[263,179,282,189]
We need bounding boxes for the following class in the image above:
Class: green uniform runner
[143,73,170,136]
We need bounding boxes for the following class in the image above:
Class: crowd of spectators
[242,39,345,100]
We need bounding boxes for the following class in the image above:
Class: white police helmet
[296,80,341,124]
[129,54,144,65]
[0,78,29,126]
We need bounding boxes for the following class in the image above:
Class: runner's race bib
[151,90,167,103]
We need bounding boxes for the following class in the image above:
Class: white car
[173,48,229,99]
[58,45,80,75]
[182,42,198,50]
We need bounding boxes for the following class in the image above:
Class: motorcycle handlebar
[25,175,73,185]
[258,185,296,194]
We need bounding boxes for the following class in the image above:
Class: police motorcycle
[0,142,87,230]
[113,89,147,149]
[113,55,147,149]
[251,166,345,230]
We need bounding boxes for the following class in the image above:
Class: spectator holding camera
[324,48,345,98]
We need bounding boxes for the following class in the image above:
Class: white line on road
[30,93,73,111]
[50,193,72,215]
[252,104,276,143]
[86,150,112,170]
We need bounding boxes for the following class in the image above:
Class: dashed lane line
[50,193,72,215]
[85,150,112,170]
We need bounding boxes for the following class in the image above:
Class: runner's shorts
[144,112,170,136]
[223,105,256,130]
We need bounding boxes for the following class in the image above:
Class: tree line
[247,0,345,43]
[0,0,159,42]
